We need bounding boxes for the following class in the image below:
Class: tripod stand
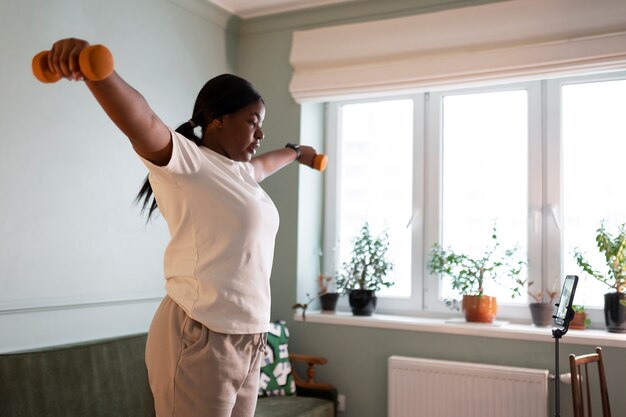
[552,274,578,417]
[552,312,574,417]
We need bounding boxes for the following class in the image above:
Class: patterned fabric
[258,321,296,397]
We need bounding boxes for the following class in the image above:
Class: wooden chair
[569,347,611,417]
[289,353,334,391]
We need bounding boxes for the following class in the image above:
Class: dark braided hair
[135,74,264,220]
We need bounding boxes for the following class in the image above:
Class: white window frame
[324,94,426,315]
[545,70,626,326]
[425,81,542,320]
[325,71,626,323]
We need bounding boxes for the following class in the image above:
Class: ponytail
[134,120,202,221]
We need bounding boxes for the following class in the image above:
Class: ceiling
[205,0,362,19]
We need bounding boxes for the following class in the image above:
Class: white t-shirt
[140,129,279,334]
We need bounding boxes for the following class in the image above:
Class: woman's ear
[213,117,224,128]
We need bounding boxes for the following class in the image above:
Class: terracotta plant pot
[462,295,497,323]
[570,311,587,330]
[529,303,554,327]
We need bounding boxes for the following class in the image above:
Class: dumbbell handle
[32,45,114,83]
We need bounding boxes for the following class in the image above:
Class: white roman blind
[289,0,626,103]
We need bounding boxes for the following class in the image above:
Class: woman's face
[208,100,266,162]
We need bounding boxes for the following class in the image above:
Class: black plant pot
[348,289,377,316]
[319,293,339,312]
[529,303,554,327]
[604,292,626,333]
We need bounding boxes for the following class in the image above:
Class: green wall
[236,1,626,416]
[0,0,242,352]
[2,0,622,413]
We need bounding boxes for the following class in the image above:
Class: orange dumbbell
[313,154,328,172]
[32,45,114,83]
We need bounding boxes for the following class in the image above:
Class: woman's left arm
[251,145,318,182]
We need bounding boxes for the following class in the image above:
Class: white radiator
[388,356,548,417]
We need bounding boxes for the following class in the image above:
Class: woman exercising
[42,38,322,417]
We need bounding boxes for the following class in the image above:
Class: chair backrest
[569,347,611,417]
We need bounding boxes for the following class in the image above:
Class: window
[334,99,414,298]
[439,90,529,304]
[325,71,626,322]
[561,75,626,307]
[325,97,424,312]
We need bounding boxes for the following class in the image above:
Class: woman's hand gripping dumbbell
[289,143,328,172]
[32,39,114,83]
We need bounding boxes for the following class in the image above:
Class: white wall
[0,0,236,352]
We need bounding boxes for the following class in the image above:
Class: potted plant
[292,293,316,321]
[569,305,591,330]
[574,222,626,333]
[316,248,340,312]
[318,274,339,312]
[427,226,527,323]
[527,282,558,327]
[335,222,394,316]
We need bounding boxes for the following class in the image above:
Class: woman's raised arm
[46,38,172,166]
[251,145,320,182]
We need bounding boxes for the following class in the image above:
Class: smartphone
[554,275,579,327]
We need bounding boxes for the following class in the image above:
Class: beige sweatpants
[145,296,266,417]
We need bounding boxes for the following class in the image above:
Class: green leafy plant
[427,225,527,301]
[572,305,592,327]
[292,293,316,321]
[335,222,395,293]
[574,222,626,294]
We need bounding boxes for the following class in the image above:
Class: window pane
[338,99,413,297]
[562,78,626,307]
[441,90,529,303]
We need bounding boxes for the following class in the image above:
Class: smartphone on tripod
[552,274,579,417]
[554,275,578,327]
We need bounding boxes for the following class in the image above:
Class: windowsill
[294,311,626,348]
